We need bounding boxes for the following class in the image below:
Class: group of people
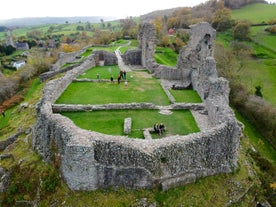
[117,70,127,84]
[154,123,166,135]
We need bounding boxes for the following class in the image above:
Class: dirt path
[115,46,132,72]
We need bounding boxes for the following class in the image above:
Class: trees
[211,3,234,31]
[167,8,192,29]
[119,17,137,38]
[233,21,251,40]
[0,45,16,56]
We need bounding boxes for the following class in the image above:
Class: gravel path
[115,46,132,72]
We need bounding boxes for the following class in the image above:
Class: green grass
[89,45,118,52]
[250,26,276,54]
[0,78,42,138]
[0,107,14,138]
[216,27,276,105]
[119,46,137,54]
[238,58,276,104]
[80,48,93,57]
[155,47,178,66]
[231,3,276,24]
[57,70,170,105]
[215,31,234,48]
[77,65,120,79]
[235,110,276,166]
[61,109,200,138]
[24,78,42,100]
[169,89,202,103]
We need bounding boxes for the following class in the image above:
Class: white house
[12,60,26,69]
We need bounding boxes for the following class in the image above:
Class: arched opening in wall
[99,52,104,66]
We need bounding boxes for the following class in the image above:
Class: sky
[0,0,214,20]
[1,0,276,21]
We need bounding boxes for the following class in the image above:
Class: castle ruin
[32,22,242,191]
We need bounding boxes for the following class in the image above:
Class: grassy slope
[155,47,178,66]
[231,3,276,24]
[220,3,276,105]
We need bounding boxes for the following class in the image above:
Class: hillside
[0,16,118,27]
[140,7,184,22]
[231,3,276,24]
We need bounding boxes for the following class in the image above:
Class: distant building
[168,28,176,35]
[15,42,29,50]
[5,30,15,47]
[12,60,26,69]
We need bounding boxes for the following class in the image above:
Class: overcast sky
[0,0,202,20]
[1,0,206,20]
[1,0,275,20]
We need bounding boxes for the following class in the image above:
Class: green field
[224,3,276,105]
[57,70,171,105]
[155,47,178,66]
[57,67,202,138]
[250,25,276,54]
[0,21,118,41]
[169,89,202,103]
[61,109,200,138]
[231,3,276,24]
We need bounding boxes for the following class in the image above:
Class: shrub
[255,85,263,97]
[265,26,276,34]
[233,21,251,40]
[41,168,59,194]
[248,149,276,206]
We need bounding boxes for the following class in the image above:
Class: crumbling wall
[50,49,86,71]
[138,23,157,71]
[92,50,118,66]
[121,48,142,65]
[140,22,216,83]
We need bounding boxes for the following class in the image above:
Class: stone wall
[121,48,142,65]
[50,49,86,71]
[92,50,118,66]
[33,22,241,191]
[138,23,157,71]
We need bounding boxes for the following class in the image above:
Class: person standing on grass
[159,123,165,134]
[110,76,114,82]
[117,75,121,84]
[154,123,160,134]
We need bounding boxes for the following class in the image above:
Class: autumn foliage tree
[167,8,192,29]
[61,43,80,53]
[119,17,137,38]
[0,48,56,106]
[211,2,234,31]
[233,21,251,40]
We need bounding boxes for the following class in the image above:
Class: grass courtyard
[57,66,202,138]
[61,109,199,138]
